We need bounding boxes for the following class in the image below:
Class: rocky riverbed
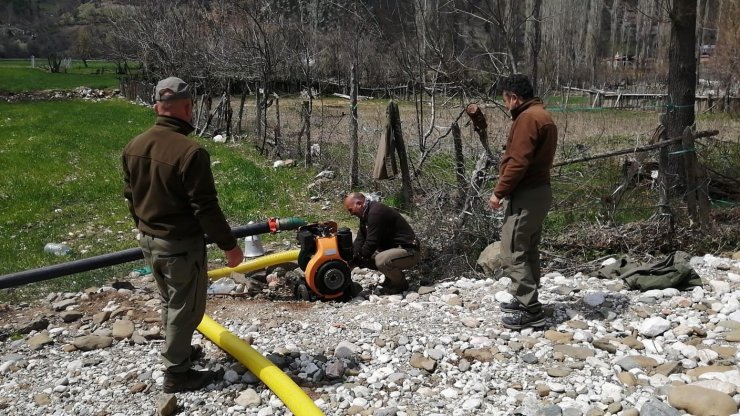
[1,252,740,416]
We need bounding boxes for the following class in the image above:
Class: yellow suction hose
[200,249,324,415]
[208,250,300,279]
[197,315,324,416]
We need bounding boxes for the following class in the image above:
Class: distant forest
[1,0,738,95]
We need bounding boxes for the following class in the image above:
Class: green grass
[0,59,120,92]
[0,99,321,300]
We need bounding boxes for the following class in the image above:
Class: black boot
[501,309,546,330]
[190,344,205,362]
[163,368,222,393]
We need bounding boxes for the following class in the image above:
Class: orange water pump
[295,221,359,301]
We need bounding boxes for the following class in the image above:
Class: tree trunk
[255,86,263,154]
[237,81,247,135]
[350,63,359,189]
[528,0,542,94]
[273,93,281,157]
[303,100,312,167]
[663,0,697,195]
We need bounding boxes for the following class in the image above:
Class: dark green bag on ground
[592,251,703,291]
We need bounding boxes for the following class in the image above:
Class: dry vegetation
[212,95,740,281]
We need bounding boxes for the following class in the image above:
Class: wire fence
[228,97,739,276]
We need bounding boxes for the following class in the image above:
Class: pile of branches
[547,206,740,264]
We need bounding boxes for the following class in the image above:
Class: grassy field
[1,60,737,298]
[0,59,120,92]
[0,98,331,300]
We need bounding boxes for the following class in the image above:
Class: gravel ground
[1,252,740,416]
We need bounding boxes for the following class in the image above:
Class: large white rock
[638,317,671,337]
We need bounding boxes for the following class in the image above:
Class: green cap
[154,76,191,101]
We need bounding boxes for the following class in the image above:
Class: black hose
[0,217,306,289]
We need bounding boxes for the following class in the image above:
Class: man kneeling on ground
[343,192,420,295]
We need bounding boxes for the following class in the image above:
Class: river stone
[334,341,361,358]
[16,317,49,334]
[92,311,110,324]
[33,393,51,406]
[621,336,645,350]
[27,332,53,350]
[592,338,618,353]
[687,365,736,381]
[691,379,737,395]
[615,355,658,371]
[553,345,594,360]
[717,320,740,330]
[723,330,740,342]
[409,353,437,372]
[639,397,681,416]
[667,385,738,416]
[463,348,494,362]
[617,371,637,387]
[639,316,671,337]
[547,367,571,377]
[545,330,573,344]
[52,299,76,311]
[710,345,737,359]
[60,311,83,323]
[653,361,681,376]
[72,335,113,351]
[112,319,134,340]
[235,388,261,407]
[129,382,147,393]
[155,393,177,416]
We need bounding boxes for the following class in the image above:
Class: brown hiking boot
[373,280,409,296]
[163,368,222,393]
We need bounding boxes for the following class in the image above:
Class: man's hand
[488,194,502,210]
[224,246,244,268]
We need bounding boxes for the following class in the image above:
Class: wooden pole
[681,127,711,226]
[552,130,719,167]
[452,122,466,209]
[350,64,359,189]
[388,101,413,209]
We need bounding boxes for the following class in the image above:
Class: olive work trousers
[374,247,420,288]
[139,234,207,373]
[500,185,552,311]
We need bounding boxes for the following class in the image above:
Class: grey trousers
[500,185,552,311]
[374,247,420,287]
[139,234,207,373]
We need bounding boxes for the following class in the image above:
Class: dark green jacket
[353,201,417,262]
[122,116,237,250]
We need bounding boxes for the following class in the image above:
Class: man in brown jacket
[122,77,243,392]
[344,192,419,295]
[488,74,557,330]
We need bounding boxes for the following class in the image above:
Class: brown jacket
[122,116,237,250]
[353,201,417,262]
[494,98,557,198]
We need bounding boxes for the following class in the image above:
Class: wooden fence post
[387,101,413,208]
[681,127,710,226]
[452,122,465,208]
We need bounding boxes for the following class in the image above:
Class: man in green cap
[122,76,243,392]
